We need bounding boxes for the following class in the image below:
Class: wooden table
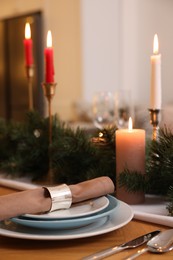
[0,187,173,260]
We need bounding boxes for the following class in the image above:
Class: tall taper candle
[150,34,161,109]
[44,30,54,83]
[24,23,33,66]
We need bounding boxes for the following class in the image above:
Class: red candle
[24,23,33,66]
[44,30,54,83]
[116,117,146,204]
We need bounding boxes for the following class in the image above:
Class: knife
[82,230,160,260]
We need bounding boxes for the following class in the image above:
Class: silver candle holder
[148,109,161,140]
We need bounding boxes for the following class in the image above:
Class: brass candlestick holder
[148,109,161,140]
[26,65,34,110]
[42,82,57,183]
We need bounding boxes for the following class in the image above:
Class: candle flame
[128,117,133,131]
[153,34,159,54]
[47,30,52,47]
[25,23,31,39]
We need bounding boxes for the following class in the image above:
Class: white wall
[120,0,139,104]
[80,0,121,102]
[130,0,173,108]
[81,0,173,110]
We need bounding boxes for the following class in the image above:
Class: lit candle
[44,30,54,83]
[116,118,145,204]
[24,23,33,66]
[150,34,161,109]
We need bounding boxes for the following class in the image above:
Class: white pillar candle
[150,34,161,109]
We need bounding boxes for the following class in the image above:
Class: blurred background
[0,0,173,130]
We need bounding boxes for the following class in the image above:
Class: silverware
[124,229,173,260]
[82,230,160,260]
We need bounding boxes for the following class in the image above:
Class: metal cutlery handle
[82,246,125,260]
[82,230,160,260]
[124,248,148,260]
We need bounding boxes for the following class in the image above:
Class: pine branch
[0,112,116,184]
[146,126,173,195]
[118,169,147,192]
[166,186,173,216]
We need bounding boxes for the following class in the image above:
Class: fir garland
[0,111,173,215]
[0,111,116,185]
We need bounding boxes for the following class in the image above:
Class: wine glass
[115,89,134,128]
[92,91,116,130]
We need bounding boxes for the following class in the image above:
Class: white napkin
[0,177,38,190]
[131,194,173,227]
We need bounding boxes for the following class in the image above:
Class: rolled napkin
[0,176,114,221]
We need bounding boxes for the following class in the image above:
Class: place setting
[0,17,173,249]
[0,194,133,240]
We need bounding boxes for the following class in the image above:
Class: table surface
[0,186,173,260]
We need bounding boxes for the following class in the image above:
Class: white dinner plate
[11,195,118,229]
[0,200,133,240]
[23,196,109,220]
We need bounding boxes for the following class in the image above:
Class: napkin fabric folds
[0,176,115,221]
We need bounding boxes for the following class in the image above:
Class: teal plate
[11,195,119,230]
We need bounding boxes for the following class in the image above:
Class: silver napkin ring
[43,184,72,212]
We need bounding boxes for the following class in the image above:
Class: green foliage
[166,186,173,216]
[51,123,117,184]
[0,111,116,185]
[146,127,173,195]
[0,112,173,212]
[0,112,49,179]
[118,169,147,193]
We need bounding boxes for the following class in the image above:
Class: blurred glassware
[115,89,134,129]
[92,91,116,130]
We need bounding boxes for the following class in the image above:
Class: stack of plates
[0,195,134,240]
